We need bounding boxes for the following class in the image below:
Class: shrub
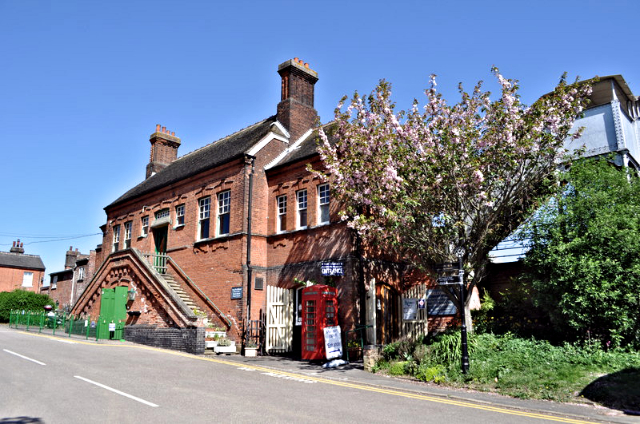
[0,290,55,322]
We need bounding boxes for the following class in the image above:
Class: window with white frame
[217,190,230,235]
[78,266,85,280]
[51,275,57,289]
[113,225,120,252]
[277,195,287,233]
[198,197,211,240]
[22,272,33,288]
[141,216,149,237]
[318,184,330,225]
[297,189,308,229]
[175,204,185,227]
[155,209,169,219]
[124,221,132,248]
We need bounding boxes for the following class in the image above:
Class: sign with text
[402,298,418,321]
[436,275,461,285]
[427,289,458,315]
[231,286,243,300]
[435,262,461,272]
[321,262,344,277]
[323,326,343,360]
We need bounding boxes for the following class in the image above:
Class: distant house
[0,240,45,293]
[41,246,96,311]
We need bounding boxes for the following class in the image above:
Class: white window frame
[22,272,33,288]
[141,216,149,237]
[277,195,287,233]
[217,190,231,236]
[297,189,308,229]
[318,184,330,225]
[124,221,132,248]
[198,197,211,240]
[51,275,57,290]
[113,225,120,252]
[175,204,185,227]
[78,266,85,280]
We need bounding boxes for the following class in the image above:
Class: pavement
[212,352,640,424]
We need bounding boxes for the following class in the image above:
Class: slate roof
[108,116,278,208]
[0,252,45,271]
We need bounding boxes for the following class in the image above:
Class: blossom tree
[316,69,592,329]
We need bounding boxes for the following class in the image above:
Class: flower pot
[244,347,258,357]
[214,341,236,354]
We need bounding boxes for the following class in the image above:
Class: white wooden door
[266,286,293,353]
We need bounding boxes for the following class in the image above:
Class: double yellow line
[18,331,599,423]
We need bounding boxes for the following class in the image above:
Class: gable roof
[0,252,45,271]
[108,116,280,209]
[267,122,337,171]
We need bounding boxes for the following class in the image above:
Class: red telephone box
[301,285,339,360]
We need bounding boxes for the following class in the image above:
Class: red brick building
[0,240,45,294]
[72,59,440,354]
[41,246,96,311]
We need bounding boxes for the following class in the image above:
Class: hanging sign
[323,326,343,360]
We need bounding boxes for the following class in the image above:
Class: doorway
[153,226,168,274]
[376,283,399,345]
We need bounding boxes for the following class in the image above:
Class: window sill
[138,235,147,239]
[194,232,238,246]
[174,224,185,230]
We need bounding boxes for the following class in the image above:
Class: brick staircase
[162,273,203,315]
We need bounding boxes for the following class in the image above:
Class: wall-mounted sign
[321,261,344,276]
[231,286,243,300]
[402,298,418,321]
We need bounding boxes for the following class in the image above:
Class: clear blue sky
[1,0,638,276]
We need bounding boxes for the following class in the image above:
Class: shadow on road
[580,367,640,415]
[0,417,44,424]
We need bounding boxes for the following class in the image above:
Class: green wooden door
[98,287,128,340]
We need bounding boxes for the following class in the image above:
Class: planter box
[244,347,258,357]
[205,340,218,349]
[214,341,236,354]
[206,331,226,339]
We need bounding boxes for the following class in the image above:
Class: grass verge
[372,332,640,411]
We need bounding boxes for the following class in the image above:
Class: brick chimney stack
[276,58,319,141]
[146,124,181,179]
[65,246,79,269]
[9,239,24,254]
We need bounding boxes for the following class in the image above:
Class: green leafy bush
[0,290,54,322]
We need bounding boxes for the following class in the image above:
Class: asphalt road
[0,327,628,424]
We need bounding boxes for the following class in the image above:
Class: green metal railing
[9,310,122,341]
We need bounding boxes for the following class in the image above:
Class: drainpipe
[245,155,256,324]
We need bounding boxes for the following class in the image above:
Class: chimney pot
[156,124,161,132]
[162,126,166,133]
[305,63,309,69]
[171,131,175,136]
[294,57,299,63]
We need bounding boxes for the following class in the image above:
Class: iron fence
[9,310,121,341]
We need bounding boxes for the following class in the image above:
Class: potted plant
[244,341,259,357]
[205,333,219,349]
[205,324,227,340]
[214,337,236,354]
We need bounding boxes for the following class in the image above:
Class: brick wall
[124,325,204,354]
[0,267,44,293]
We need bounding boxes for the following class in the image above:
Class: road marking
[54,339,76,344]
[3,349,46,366]
[11,331,599,423]
[74,376,159,408]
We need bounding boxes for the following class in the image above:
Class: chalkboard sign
[427,289,457,315]
[231,286,243,300]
